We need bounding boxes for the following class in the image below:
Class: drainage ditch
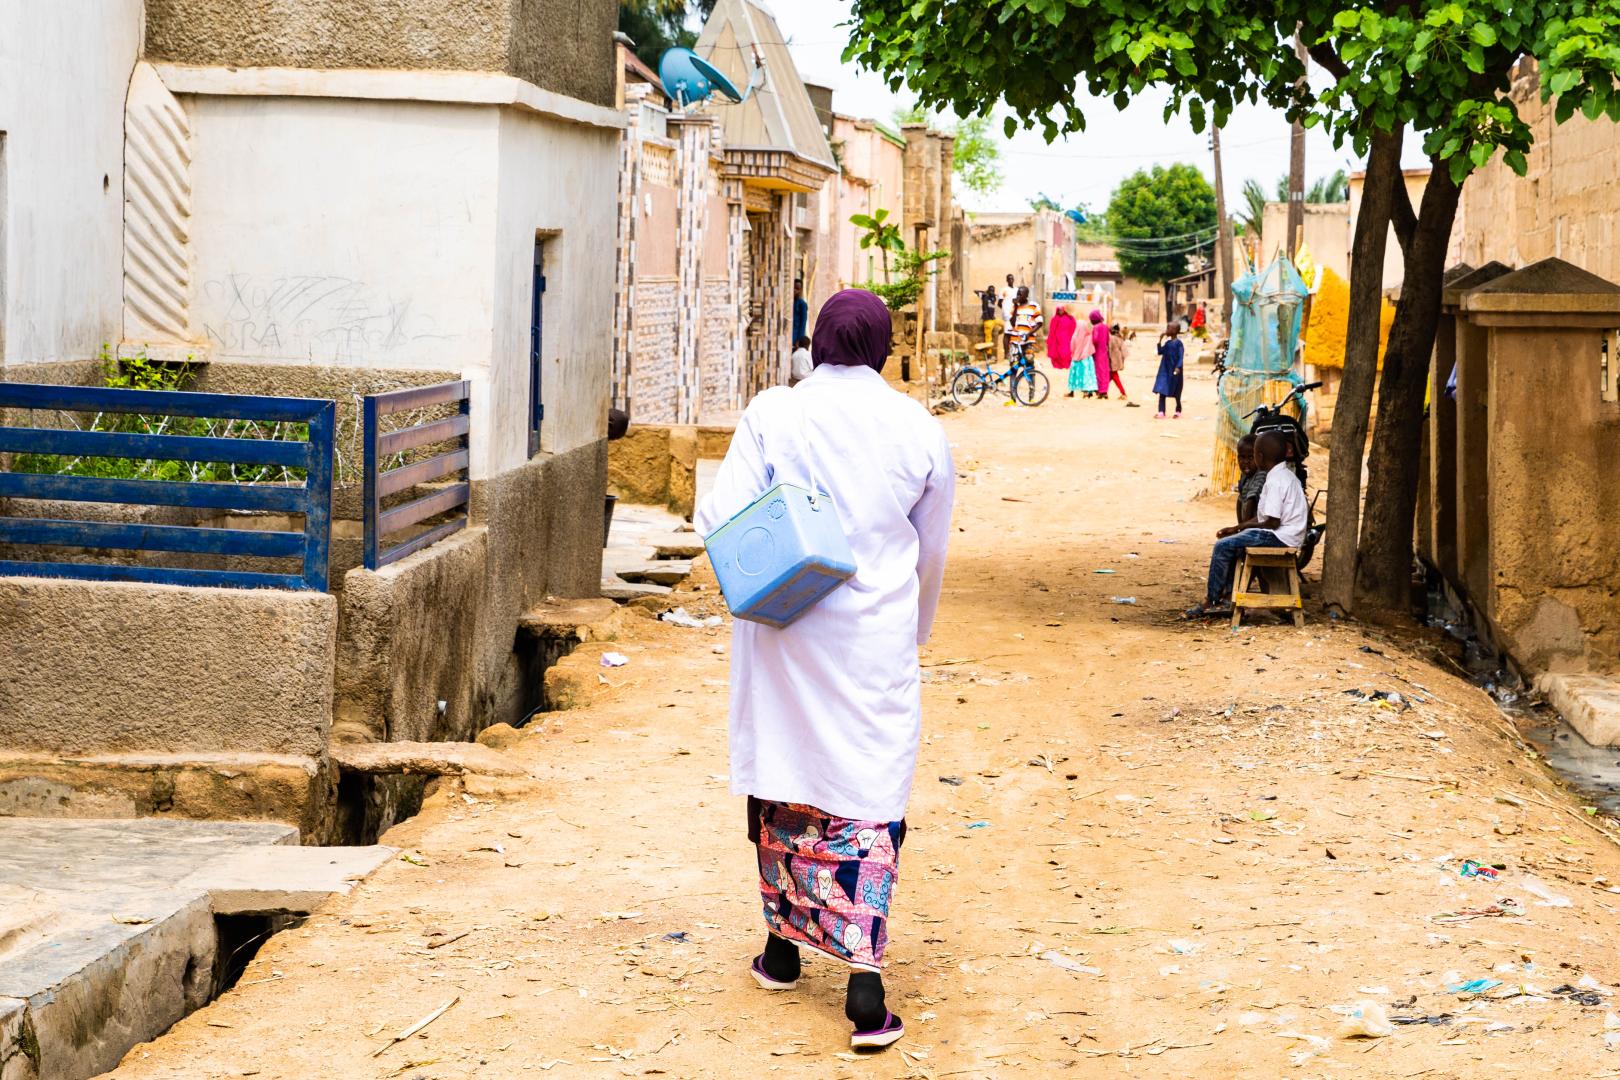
[1424,571,1620,816]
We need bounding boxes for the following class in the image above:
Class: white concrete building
[0,0,625,846]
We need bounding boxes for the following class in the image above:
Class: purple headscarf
[810,289,892,374]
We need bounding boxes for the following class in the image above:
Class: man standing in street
[1006,286,1044,360]
[1000,274,1023,359]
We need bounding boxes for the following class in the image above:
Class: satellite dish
[658,46,758,109]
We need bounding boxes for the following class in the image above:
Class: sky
[767,2,1377,217]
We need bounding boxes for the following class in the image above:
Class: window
[529,238,546,456]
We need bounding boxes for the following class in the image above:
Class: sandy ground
[108,372,1620,1079]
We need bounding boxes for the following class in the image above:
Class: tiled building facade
[610,0,836,425]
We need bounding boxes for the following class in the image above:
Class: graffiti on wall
[201,275,452,361]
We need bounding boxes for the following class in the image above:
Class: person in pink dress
[1088,311,1114,398]
[1047,305,1077,383]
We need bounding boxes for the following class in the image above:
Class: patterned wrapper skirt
[1069,356,1098,393]
[749,797,906,972]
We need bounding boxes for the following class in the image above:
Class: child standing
[1153,323,1185,418]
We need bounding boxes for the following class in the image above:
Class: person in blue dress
[1153,322,1185,419]
[792,278,809,345]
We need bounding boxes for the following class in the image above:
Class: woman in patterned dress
[695,289,955,1051]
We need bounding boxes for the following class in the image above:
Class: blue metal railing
[361,380,471,570]
[0,382,335,591]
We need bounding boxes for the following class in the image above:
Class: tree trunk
[1320,128,1403,616]
[1353,166,1463,615]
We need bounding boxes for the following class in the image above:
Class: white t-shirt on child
[1257,462,1309,548]
[790,347,813,382]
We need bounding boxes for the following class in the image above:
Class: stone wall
[144,0,616,106]
[1461,261,1620,674]
[0,578,336,757]
[1455,60,1620,283]
[336,438,607,742]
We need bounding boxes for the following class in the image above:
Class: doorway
[529,238,546,456]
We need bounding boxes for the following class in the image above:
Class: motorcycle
[1242,381,1324,569]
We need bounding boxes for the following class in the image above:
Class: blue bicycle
[951,340,1051,407]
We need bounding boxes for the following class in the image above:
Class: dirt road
[110,373,1620,1078]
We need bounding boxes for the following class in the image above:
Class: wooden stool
[1231,546,1304,629]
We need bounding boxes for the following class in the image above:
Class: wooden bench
[1231,546,1304,629]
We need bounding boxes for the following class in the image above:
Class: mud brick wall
[1456,59,1620,283]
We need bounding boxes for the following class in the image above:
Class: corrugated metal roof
[695,0,836,171]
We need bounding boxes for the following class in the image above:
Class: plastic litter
[1391,1014,1454,1026]
[965,820,991,830]
[1335,1001,1394,1039]
[1093,568,1117,575]
[660,607,723,629]
[938,775,964,787]
[1040,951,1102,976]
[1459,860,1504,880]
[1554,984,1606,1007]
[600,652,629,668]
[662,931,691,943]
[1449,978,1503,995]
[1433,899,1525,923]
[1519,875,1574,908]
[1110,596,1138,605]
[1606,1012,1620,1051]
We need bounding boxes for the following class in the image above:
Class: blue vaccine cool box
[703,483,857,629]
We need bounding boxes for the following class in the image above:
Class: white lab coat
[695,363,955,822]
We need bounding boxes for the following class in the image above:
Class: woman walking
[1154,322,1186,418]
[1068,311,1098,397]
[1088,310,1114,399]
[694,289,956,1052]
[1047,305,1076,388]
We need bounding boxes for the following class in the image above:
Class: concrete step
[0,817,395,1079]
[329,740,529,778]
[178,844,395,916]
[517,597,619,640]
[647,534,706,560]
[0,751,331,840]
[601,580,672,601]
[1536,673,1620,746]
[615,560,692,586]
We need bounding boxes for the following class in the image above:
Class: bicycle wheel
[1012,368,1051,407]
[952,368,989,407]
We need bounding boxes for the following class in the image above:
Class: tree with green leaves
[846,0,1620,619]
[618,0,716,69]
[1235,178,1269,236]
[1237,171,1347,236]
[850,208,904,279]
[1309,168,1351,203]
[951,114,1005,196]
[1107,165,1217,287]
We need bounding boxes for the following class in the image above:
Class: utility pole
[1211,126,1235,331]
[1287,32,1308,260]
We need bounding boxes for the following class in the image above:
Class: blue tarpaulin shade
[1213,256,1309,491]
